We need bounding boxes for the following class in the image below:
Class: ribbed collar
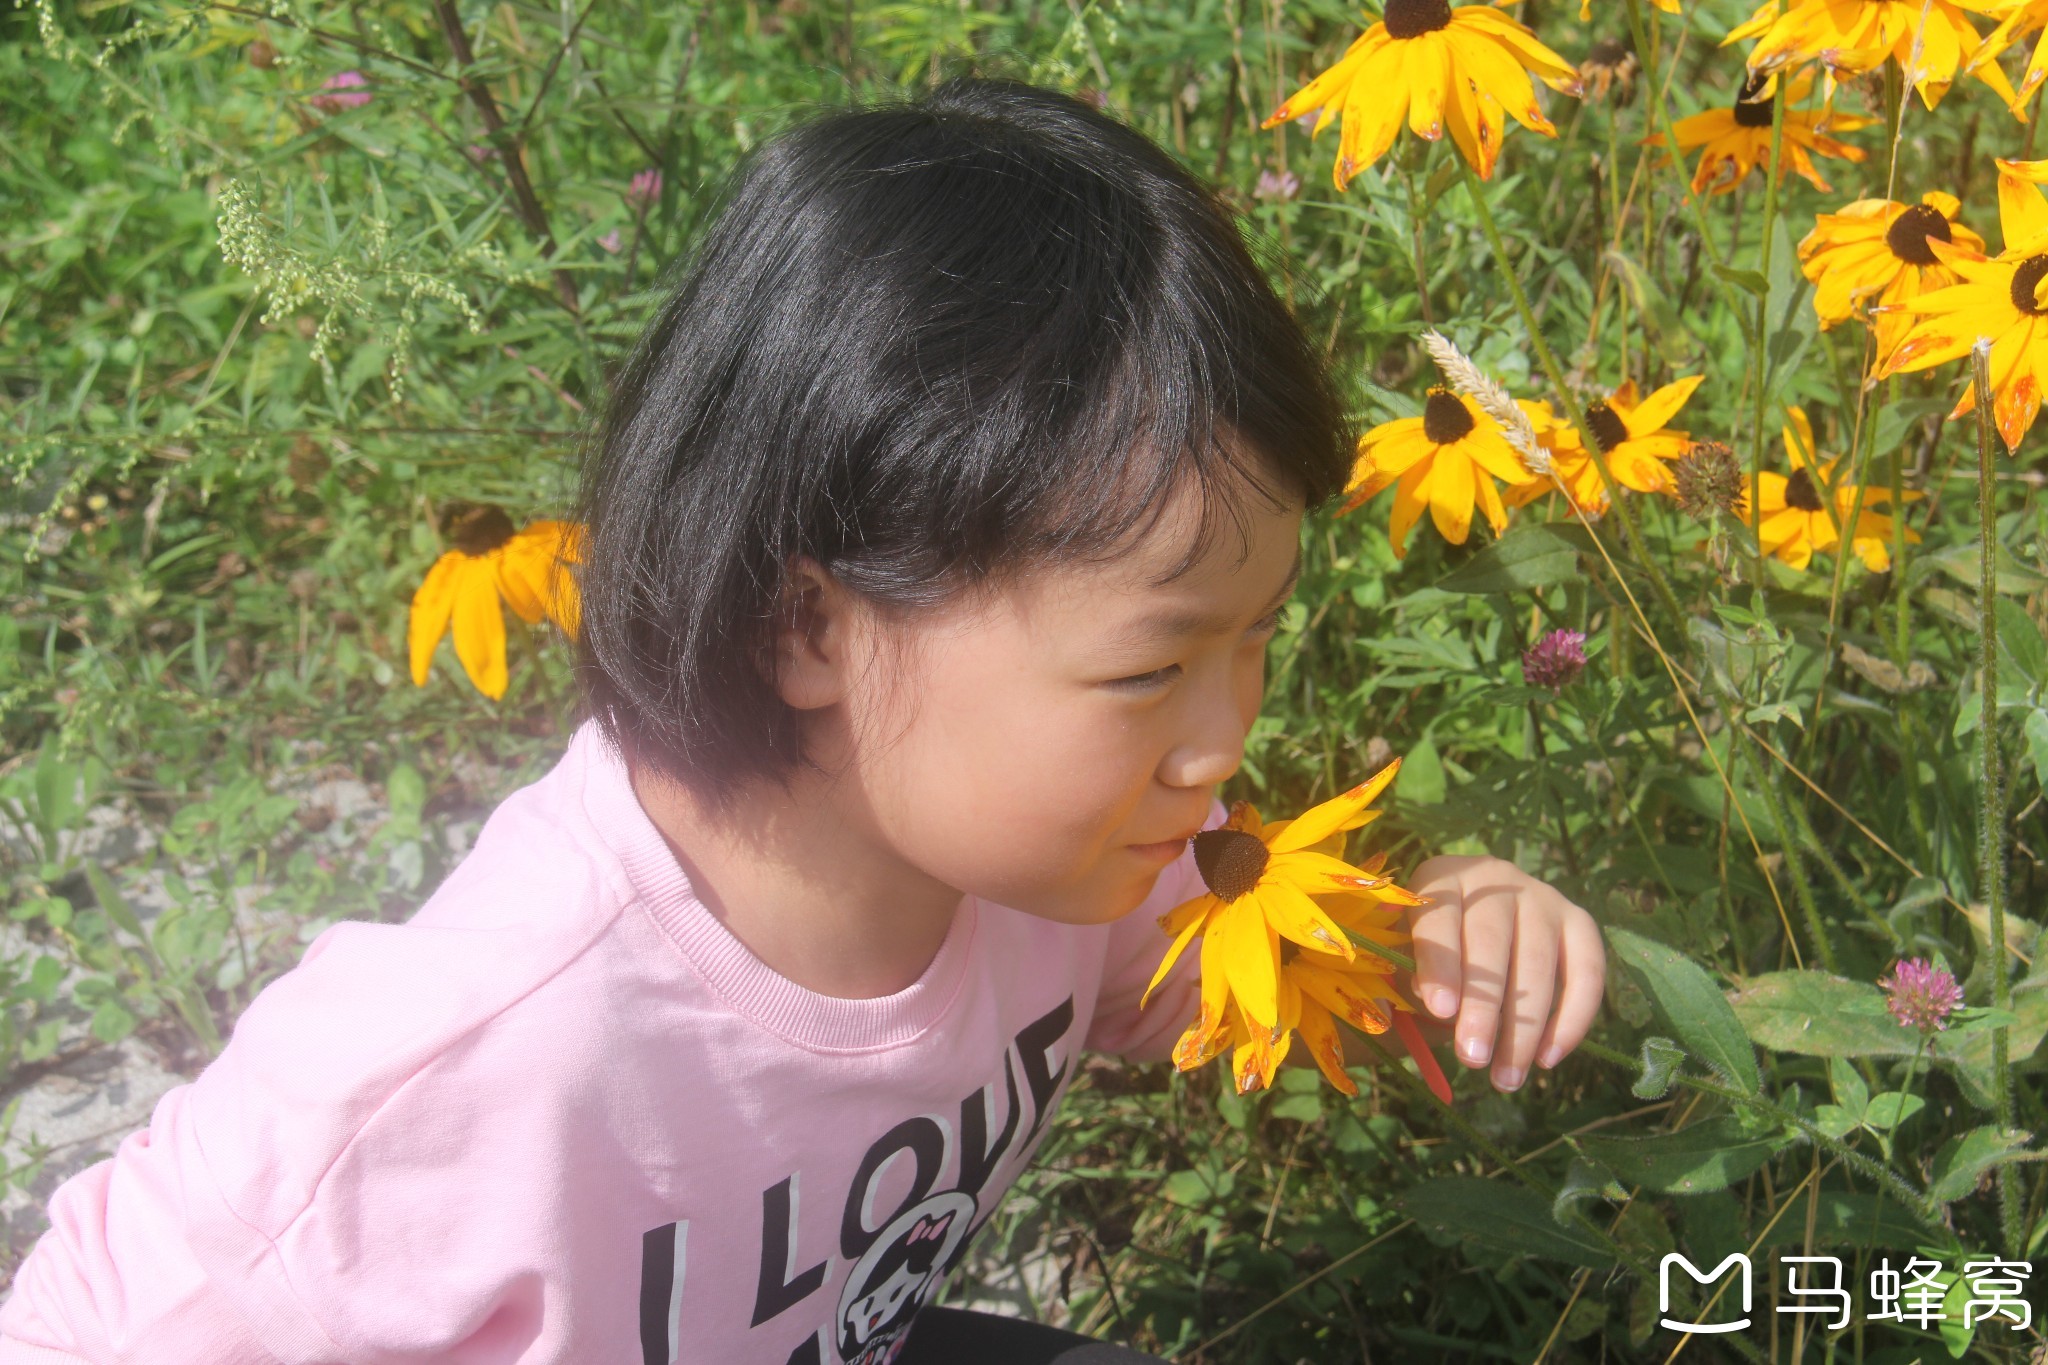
[571,719,979,1054]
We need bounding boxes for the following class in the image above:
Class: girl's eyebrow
[1122,544,1304,641]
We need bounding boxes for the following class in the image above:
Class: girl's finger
[1492,899,1560,1092]
[1534,910,1607,1070]
[1404,870,1466,1019]
[1453,882,1517,1068]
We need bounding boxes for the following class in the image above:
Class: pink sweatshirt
[0,719,1218,1365]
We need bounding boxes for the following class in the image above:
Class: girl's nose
[1155,686,1248,789]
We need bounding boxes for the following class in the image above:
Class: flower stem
[1744,737,1839,973]
[1455,155,1684,627]
[1747,79,1789,606]
[1969,340,2022,1260]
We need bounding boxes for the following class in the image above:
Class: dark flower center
[1783,467,1825,512]
[1422,387,1475,444]
[445,504,517,556]
[2010,254,2048,315]
[1585,400,1631,453]
[1384,0,1453,39]
[1731,73,1775,128]
[1884,203,1952,267]
[1192,829,1269,901]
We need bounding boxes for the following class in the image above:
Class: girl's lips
[1126,837,1190,863]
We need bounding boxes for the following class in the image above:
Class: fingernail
[1429,988,1457,1017]
[1538,1046,1562,1070]
[1459,1036,1490,1065]
[1496,1066,1524,1091]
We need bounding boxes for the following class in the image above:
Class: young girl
[0,78,1604,1365]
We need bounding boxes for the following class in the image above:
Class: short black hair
[572,76,1352,814]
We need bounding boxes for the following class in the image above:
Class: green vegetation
[4,0,2046,1357]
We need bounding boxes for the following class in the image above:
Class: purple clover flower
[1879,957,1965,1034]
[308,71,371,113]
[1522,628,1587,693]
[1255,169,1301,202]
[626,169,662,211]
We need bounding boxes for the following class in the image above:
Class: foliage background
[3,0,2047,1359]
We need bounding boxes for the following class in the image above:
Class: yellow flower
[1875,158,2048,453]
[1172,873,1422,1096]
[1143,766,1454,1100]
[1968,2,2048,113]
[1647,70,1872,198]
[1340,387,1542,558]
[1799,192,1986,369]
[409,508,582,700]
[1742,407,1920,570]
[1727,0,2018,110]
[1260,0,1581,188]
[1505,374,1706,514]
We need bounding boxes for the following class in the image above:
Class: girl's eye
[1109,663,1183,691]
[1250,605,1285,635]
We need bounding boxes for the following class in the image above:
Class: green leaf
[1435,525,1586,595]
[1577,1116,1788,1194]
[89,1000,136,1044]
[1995,598,2047,685]
[1827,1056,1869,1114]
[1392,1177,1616,1268]
[1398,736,1446,806]
[1728,970,1923,1058]
[1631,1036,1686,1099]
[2026,710,2048,789]
[83,863,149,947]
[1710,263,1768,296]
[1929,1126,2036,1204]
[1862,1092,1925,1131]
[1607,928,1761,1094]
[1749,1190,1949,1251]
[1913,541,2048,596]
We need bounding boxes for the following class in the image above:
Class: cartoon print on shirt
[635,995,1079,1365]
[836,1191,974,1364]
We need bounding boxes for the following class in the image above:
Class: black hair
[572,76,1353,814]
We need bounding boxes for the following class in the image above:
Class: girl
[0,77,1604,1365]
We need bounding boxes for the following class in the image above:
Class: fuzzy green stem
[1748,80,1789,607]
[1455,155,1685,627]
[1745,738,1840,973]
[1969,340,2022,1260]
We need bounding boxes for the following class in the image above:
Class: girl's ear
[767,554,853,710]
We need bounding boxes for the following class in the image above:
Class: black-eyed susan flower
[1875,157,2048,452]
[1260,0,1582,188]
[1647,70,1873,197]
[1799,192,1986,368]
[1727,0,2017,110]
[1143,768,1420,1025]
[1969,3,2048,113]
[1145,767,1453,1100]
[1741,407,1920,570]
[1172,876,1413,1096]
[1506,374,1706,514]
[409,506,582,699]
[1341,387,1543,557]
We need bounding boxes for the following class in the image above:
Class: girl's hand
[1400,856,1606,1093]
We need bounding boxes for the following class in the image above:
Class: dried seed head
[1672,440,1745,521]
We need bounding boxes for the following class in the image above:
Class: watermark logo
[1659,1253,2033,1336]
[1660,1252,1750,1333]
